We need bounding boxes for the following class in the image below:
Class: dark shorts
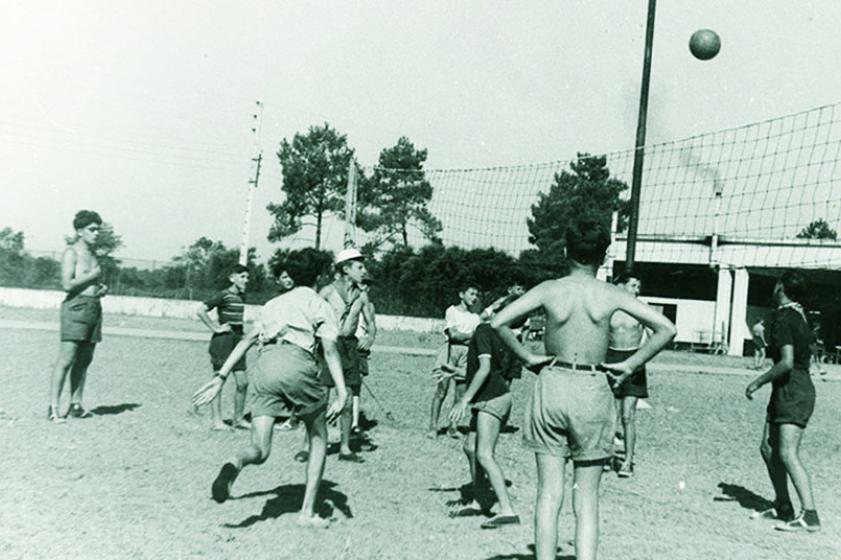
[209,330,246,371]
[605,348,649,399]
[250,342,327,420]
[358,348,371,377]
[60,296,102,343]
[753,340,766,351]
[320,336,361,390]
[766,369,815,428]
[523,365,615,462]
[469,392,512,431]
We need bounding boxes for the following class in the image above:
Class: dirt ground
[1,309,840,559]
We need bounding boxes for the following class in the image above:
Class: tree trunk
[316,211,322,249]
[401,223,408,246]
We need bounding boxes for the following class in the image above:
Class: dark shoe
[67,403,94,419]
[294,451,309,463]
[47,406,66,424]
[481,515,521,529]
[211,463,239,503]
[338,452,364,463]
[775,513,821,533]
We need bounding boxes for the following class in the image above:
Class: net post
[344,161,358,248]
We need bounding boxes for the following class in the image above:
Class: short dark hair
[565,217,610,266]
[780,270,807,303]
[273,248,332,288]
[229,264,248,275]
[459,282,479,294]
[73,210,102,231]
[613,272,641,286]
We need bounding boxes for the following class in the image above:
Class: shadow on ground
[224,480,351,528]
[90,403,141,416]
[714,482,773,514]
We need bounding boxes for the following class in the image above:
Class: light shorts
[523,365,616,463]
[469,392,512,431]
[250,341,327,420]
[432,343,469,383]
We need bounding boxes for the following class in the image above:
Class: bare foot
[233,419,251,430]
[211,423,232,432]
[425,430,437,440]
[297,514,331,529]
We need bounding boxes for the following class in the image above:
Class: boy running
[428,284,481,439]
[196,264,250,430]
[448,295,524,529]
[606,273,649,478]
[48,210,108,423]
[191,249,346,528]
[491,218,675,560]
[745,270,821,532]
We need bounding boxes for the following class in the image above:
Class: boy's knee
[249,444,270,465]
[476,448,495,467]
[462,438,475,456]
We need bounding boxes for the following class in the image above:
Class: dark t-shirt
[768,305,812,379]
[464,323,521,403]
[204,287,245,329]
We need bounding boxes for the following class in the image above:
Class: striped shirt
[203,287,245,328]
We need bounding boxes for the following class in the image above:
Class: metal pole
[343,162,358,247]
[238,101,263,266]
[625,0,657,273]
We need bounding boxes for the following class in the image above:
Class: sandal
[47,406,66,424]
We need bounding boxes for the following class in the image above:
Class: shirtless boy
[48,210,109,422]
[491,218,675,560]
[606,273,650,478]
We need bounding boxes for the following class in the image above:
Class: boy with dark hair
[606,272,649,478]
[197,263,250,431]
[192,248,346,528]
[48,210,108,422]
[448,294,524,529]
[428,283,481,439]
[492,217,675,560]
[746,270,821,532]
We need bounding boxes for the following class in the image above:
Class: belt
[545,358,606,373]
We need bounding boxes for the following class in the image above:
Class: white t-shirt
[257,286,338,354]
[445,305,481,338]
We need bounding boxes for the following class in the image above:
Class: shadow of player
[714,482,773,514]
[90,403,141,416]
[224,480,351,528]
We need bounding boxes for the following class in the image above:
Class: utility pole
[625,0,657,273]
[239,100,263,266]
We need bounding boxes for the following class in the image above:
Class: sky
[2,1,840,264]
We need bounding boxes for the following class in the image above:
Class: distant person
[752,319,767,370]
[605,273,650,478]
[745,270,821,532]
[191,248,346,528]
[448,296,525,529]
[352,278,377,433]
[196,264,250,431]
[491,217,676,560]
[48,210,109,423]
[428,283,481,439]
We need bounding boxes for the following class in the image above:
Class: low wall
[0,287,445,333]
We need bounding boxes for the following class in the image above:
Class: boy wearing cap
[197,264,250,430]
[491,218,675,560]
[48,210,109,423]
[191,248,346,528]
[314,248,373,463]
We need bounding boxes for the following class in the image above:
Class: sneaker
[67,403,94,419]
[774,513,821,533]
[751,506,794,521]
